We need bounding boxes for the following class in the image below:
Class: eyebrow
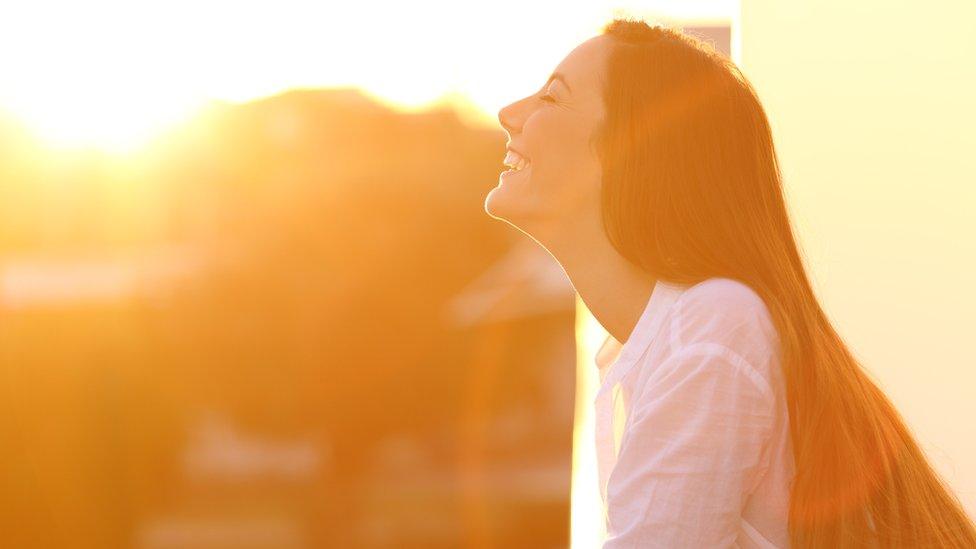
[545,72,572,93]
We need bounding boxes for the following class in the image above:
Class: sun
[0,2,212,154]
[3,90,204,154]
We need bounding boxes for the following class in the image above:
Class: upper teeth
[504,150,530,171]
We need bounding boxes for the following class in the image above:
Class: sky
[0,0,736,151]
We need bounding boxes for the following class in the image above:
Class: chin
[484,185,529,224]
[484,185,511,221]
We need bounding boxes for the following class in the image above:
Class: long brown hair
[595,17,976,548]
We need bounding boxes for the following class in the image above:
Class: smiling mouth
[502,148,531,173]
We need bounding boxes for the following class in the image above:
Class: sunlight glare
[0,0,739,152]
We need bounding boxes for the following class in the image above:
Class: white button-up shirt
[594,277,794,548]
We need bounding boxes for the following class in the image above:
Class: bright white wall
[740,0,976,517]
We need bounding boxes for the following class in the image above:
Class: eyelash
[539,94,556,103]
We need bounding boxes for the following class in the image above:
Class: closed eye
[539,94,556,103]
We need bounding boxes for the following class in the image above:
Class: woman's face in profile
[485,35,610,238]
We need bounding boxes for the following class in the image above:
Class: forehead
[550,34,612,94]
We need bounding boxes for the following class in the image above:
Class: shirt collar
[594,279,688,376]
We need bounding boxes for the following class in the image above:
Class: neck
[535,213,657,345]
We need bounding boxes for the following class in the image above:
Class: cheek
[538,152,601,216]
[532,117,601,194]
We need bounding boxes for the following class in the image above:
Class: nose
[498,104,517,134]
[497,97,527,135]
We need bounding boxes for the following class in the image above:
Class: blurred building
[352,239,578,547]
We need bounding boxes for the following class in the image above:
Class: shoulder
[677,277,768,317]
[669,277,779,376]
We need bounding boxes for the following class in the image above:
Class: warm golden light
[2,1,971,546]
[3,92,203,153]
[0,0,735,152]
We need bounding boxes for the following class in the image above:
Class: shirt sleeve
[603,342,775,548]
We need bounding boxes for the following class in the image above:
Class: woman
[484,17,976,548]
